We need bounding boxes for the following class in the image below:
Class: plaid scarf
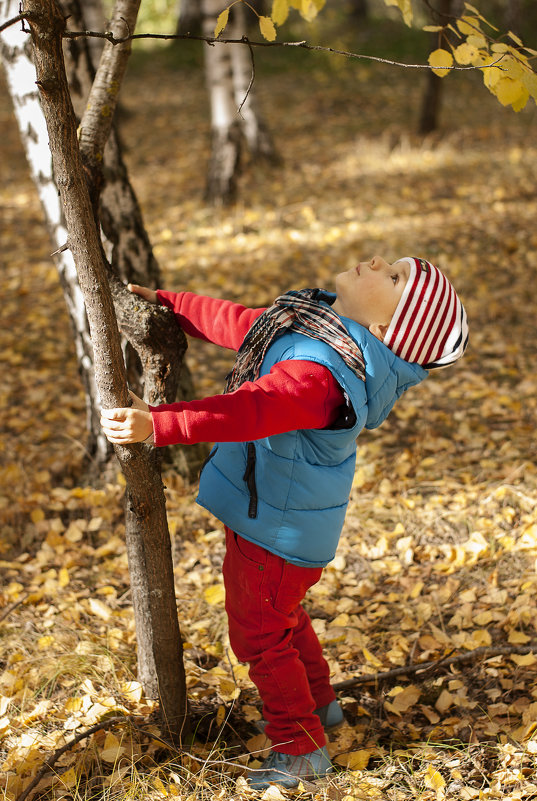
[225,288,366,392]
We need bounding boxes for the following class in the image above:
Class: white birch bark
[229,2,277,161]
[200,0,277,202]
[201,0,241,203]
[0,0,108,462]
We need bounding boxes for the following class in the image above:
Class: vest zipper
[242,442,258,519]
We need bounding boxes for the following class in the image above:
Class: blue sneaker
[315,699,344,729]
[255,700,344,734]
[247,746,333,789]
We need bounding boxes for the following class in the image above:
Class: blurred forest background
[2,1,537,799]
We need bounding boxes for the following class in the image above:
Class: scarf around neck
[224,288,366,393]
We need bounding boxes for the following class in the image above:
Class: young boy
[101,256,468,790]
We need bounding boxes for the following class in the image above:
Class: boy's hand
[100,391,154,444]
[128,283,158,304]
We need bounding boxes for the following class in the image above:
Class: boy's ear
[369,322,390,342]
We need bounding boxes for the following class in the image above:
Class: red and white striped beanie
[383,257,468,369]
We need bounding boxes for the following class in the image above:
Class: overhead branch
[0,12,27,33]
[62,28,507,73]
[5,10,508,74]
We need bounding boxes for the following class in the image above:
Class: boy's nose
[370,256,387,271]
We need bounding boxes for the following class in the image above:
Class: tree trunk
[21,0,188,743]
[418,0,453,134]
[348,0,368,21]
[201,0,278,204]
[229,2,279,163]
[1,0,203,476]
[176,0,201,35]
[0,0,110,463]
[202,0,242,204]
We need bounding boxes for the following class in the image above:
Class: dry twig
[15,716,129,801]
[333,644,537,690]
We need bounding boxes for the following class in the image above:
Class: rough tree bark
[21,0,188,742]
[62,0,206,477]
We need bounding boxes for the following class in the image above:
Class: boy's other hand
[128,283,158,304]
[100,391,154,444]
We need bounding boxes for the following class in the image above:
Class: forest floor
[2,17,537,801]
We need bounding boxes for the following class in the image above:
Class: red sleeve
[157,290,265,351]
[150,360,346,446]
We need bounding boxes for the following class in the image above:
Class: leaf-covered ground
[2,25,537,801]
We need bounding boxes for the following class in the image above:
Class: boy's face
[333,256,410,340]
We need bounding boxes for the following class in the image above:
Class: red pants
[222,527,336,755]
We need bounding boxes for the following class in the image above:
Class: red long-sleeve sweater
[150,291,346,446]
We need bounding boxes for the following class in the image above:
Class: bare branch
[237,35,255,116]
[62,29,507,72]
[15,716,130,801]
[0,12,28,33]
[332,643,537,690]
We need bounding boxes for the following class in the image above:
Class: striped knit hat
[383,257,468,369]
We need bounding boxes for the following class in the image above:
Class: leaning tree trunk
[21,0,188,742]
[63,0,205,475]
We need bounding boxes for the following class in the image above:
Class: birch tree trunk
[201,0,277,203]
[0,0,109,463]
[20,0,188,742]
[1,0,202,476]
[229,2,278,162]
[202,0,241,204]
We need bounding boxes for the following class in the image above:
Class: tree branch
[237,35,255,116]
[15,716,130,801]
[61,29,507,72]
[332,643,537,691]
[7,11,507,74]
[78,0,141,171]
[0,13,28,34]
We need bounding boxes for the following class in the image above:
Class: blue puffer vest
[197,296,427,567]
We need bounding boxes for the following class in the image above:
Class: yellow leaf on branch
[457,15,481,36]
[383,0,413,26]
[429,49,454,78]
[214,8,229,38]
[259,16,277,41]
[453,42,478,65]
